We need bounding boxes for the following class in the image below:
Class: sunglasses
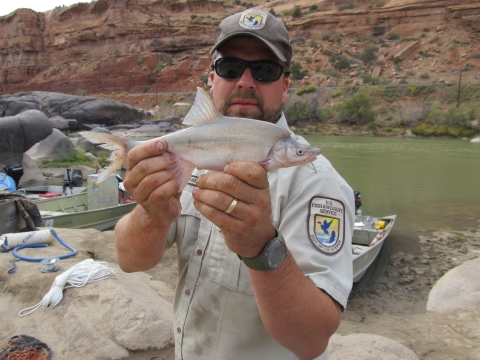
[211,57,289,82]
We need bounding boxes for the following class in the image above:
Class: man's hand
[123,139,182,227]
[192,161,276,258]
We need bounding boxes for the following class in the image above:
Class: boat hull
[352,215,396,283]
[37,192,136,231]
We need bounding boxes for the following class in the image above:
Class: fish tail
[79,131,129,182]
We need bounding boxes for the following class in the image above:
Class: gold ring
[225,198,238,214]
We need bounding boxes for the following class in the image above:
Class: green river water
[304,135,480,238]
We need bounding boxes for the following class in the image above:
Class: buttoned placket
[174,216,213,360]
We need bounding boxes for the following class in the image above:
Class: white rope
[18,259,116,317]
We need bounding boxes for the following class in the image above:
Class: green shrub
[285,99,329,124]
[408,86,419,96]
[137,57,146,66]
[41,150,93,168]
[292,5,302,17]
[362,48,377,64]
[191,14,198,20]
[154,64,163,74]
[142,86,150,93]
[309,5,318,12]
[420,72,430,79]
[269,8,276,15]
[296,88,305,96]
[305,84,316,93]
[334,57,350,70]
[336,89,376,124]
[200,73,209,85]
[323,68,340,78]
[332,88,343,98]
[290,62,309,80]
[388,33,400,40]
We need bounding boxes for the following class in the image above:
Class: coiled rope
[18,259,116,317]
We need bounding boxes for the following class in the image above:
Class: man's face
[209,36,290,123]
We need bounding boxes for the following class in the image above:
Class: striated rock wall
[0,0,479,96]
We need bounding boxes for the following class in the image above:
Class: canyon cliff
[0,0,479,97]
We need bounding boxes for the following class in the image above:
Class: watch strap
[237,229,287,271]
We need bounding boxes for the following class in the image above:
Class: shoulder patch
[308,196,345,255]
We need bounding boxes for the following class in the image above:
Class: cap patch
[308,197,345,255]
[239,9,268,30]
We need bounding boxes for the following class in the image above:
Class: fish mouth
[304,154,320,163]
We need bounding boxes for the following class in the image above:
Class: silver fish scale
[162,117,290,170]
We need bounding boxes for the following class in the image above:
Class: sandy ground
[2,225,479,359]
[132,226,480,359]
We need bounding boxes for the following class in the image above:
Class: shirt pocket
[207,226,254,296]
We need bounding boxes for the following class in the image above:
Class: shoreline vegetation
[99,82,480,139]
[40,82,479,169]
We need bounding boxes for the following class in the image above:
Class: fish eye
[297,149,304,155]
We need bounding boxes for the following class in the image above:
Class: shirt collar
[275,113,298,140]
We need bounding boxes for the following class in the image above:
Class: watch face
[268,244,287,268]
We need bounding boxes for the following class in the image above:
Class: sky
[0,0,95,17]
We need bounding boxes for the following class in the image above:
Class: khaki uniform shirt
[168,114,354,360]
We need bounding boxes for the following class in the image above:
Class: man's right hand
[115,139,180,273]
[123,139,182,227]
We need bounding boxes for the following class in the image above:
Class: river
[304,134,480,259]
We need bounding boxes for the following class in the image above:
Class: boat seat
[40,210,66,217]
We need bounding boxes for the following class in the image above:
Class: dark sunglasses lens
[250,61,283,82]
[215,59,245,79]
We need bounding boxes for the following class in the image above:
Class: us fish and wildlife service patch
[308,197,345,255]
[239,9,268,30]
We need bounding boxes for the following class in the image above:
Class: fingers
[195,161,269,206]
[126,140,167,171]
[224,161,270,190]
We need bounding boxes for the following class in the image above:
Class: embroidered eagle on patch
[308,196,345,255]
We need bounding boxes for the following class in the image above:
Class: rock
[0,228,174,360]
[19,153,46,185]
[393,41,421,62]
[427,257,480,313]
[0,92,147,129]
[162,115,182,125]
[0,110,53,168]
[49,115,70,132]
[372,66,382,79]
[26,128,74,164]
[329,333,419,360]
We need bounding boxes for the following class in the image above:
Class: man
[115,8,354,360]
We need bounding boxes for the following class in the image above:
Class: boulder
[19,153,46,185]
[427,257,480,313]
[0,228,175,360]
[0,92,148,129]
[0,110,53,168]
[26,128,74,164]
[329,333,419,360]
[50,116,71,132]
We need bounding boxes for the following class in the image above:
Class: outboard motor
[3,164,24,190]
[354,190,362,215]
[62,168,83,195]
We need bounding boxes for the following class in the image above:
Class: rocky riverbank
[1,224,479,359]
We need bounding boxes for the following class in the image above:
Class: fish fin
[182,87,222,126]
[162,152,195,192]
[79,131,129,182]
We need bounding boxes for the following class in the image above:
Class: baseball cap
[210,9,293,69]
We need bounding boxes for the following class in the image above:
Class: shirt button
[197,249,203,256]
[177,327,182,333]
[185,289,191,296]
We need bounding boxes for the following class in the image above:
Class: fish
[80,87,321,191]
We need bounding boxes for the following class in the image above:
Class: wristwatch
[237,230,288,271]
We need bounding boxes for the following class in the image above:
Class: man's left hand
[192,161,276,258]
